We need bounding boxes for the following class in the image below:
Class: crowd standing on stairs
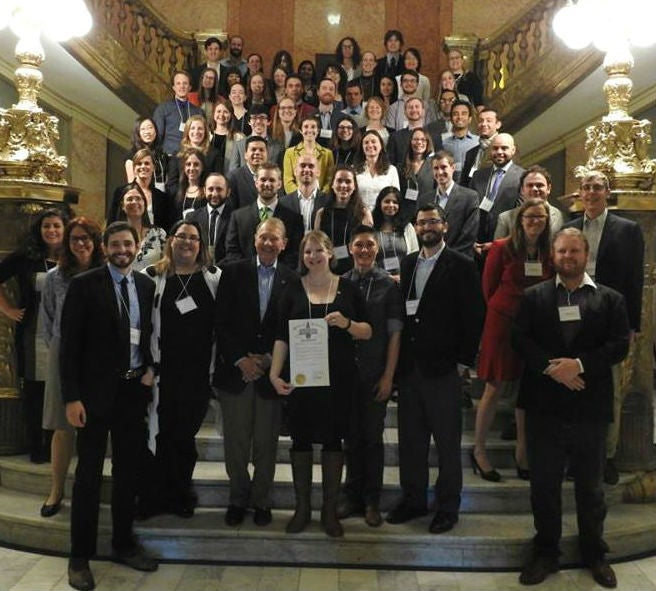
[0,29,643,591]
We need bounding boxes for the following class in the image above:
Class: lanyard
[304,276,334,319]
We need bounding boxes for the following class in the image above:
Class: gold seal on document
[295,374,306,385]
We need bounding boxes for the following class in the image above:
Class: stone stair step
[0,486,652,569]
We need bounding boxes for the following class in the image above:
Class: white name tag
[182,207,195,219]
[334,245,349,260]
[130,327,141,345]
[154,181,166,193]
[405,299,419,316]
[179,122,185,132]
[320,128,333,139]
[524,262,543,277]
[384,256,400,271]
[404,188,418,202]
[479,197,494,212]
[176,296,198,314]
[558,305,581,322]
[469,164,478,178]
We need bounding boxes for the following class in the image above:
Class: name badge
[405,299,419,316]
[455,162,463,171]
[176,296,198,315]
[479,197,494,212]
[35,271,47,292]
[469,164,478,178]
[130,327,141,345]
[182,207,195,219]
[404,188,418,202]
[558,305,581,322]
[178,121,185,132]
[154,181,166,193]
[320,128,333,139]
[334,245,349,260]
[524,262,543,277]
[383,256,400,271]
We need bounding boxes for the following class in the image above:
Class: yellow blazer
[283,143,335,194]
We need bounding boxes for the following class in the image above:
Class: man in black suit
[61,222,157,591]
[471,133,525,259]
[460,107,502,185]
[564,171,644,484]
[227,136,268,210]
[417,151,479,257]
[374,29,405,81]
[279,154,328,234]
[386,204,484,534]
[228,105,284,172]
[513,228,630,588]
[215,217,299,527]
[189,37,228,95]
[225,161,303,268]
[186,172,233,264]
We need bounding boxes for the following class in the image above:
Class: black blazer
[564,213,644,331]
[224,201,304,269]
[279,189,329,230]
[228,136,284,173]
[311,109,348,148]
[185,201,234,264]
[513,279,630,422]
[398,247,484,377]
[470,162,524,243]
[227,165,259,210]
[374,55,404,80]
[165,147,222,199]
[108,185,175,232]
[387,121,445,169]
[214,258,299,397]
[417,183,480,258]
[60,266,155,419]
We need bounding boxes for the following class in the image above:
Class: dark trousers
[70,378,148,559]
[398,366,462,514]
[526,411,608,564]
[24,379,51,458]
[343,378,388,506]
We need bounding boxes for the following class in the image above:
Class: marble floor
[3,547,656,591]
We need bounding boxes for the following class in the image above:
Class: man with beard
[387,204,484,534]
[220,35,248,77]
[186,172,233,263]
[513,228,629,588]
[460,107,502,184]
[442,100,478,183]
[61,222,157,591]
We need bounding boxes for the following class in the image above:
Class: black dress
[319,207,357,275]
[277,278,366,444]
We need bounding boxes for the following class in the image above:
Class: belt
[118,367,147,380]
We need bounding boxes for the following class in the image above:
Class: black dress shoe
[519,554,559,585]
[40,495,63,518]
[253,507,272,526]
[111,545,158,572]
[604,458,620,486]
[364,505,383,527]
[470,451,501,482]
[225,504,246,527]
[385,502,427,524]
[428,511,458,534]
[68,559,95,591]
[590,559,617,588]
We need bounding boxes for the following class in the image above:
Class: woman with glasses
[271,97,301,149]
[473,199,553,482]
[400,128,435,213]
[332,116,361,166]
[39,217,104,518]
[335,37,361,81]
[188,67,221,121]
[140,220,221,518]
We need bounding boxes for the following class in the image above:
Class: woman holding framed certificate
[270,230,371,537]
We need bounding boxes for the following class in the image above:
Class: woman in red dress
[472,199,553,481]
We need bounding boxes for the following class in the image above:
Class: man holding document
[270,230,371,537]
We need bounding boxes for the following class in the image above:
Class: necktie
[119,277,131,369]
[438,190,448,210]
[350,109,358,115]
[488,168,505,201]
[390,56,397,72]
[209,208,219,246]
[259,206,271,222]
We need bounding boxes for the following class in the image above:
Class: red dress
[478,238,553,381]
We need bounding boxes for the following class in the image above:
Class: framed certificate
[289,318,330,387]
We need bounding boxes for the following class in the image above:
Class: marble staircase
[0,400,655,570]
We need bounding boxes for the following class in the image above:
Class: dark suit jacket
[398,247,484,377]
[185,201,234,264]
[224,201,304,268]
[165,147,222,199]
[374,55,404,81]
[228,136,284,173]
[311,108,347,148]
[417,183,479,257]
[564,212,644,331]
[387,121,445,169]
[190,63,229,97]
[214,258,299,397]
[460,143,482,187]
[279,189,328,230]
[513,279,630,422]
[471,162,525,243]
[108,185,175,233]
[60,266,155,419]
[227,165,258,210]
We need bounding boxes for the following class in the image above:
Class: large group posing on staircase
[0,29,644,591]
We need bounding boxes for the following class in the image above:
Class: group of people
[0,28,645,591]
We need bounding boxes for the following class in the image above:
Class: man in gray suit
[228,136,268,210]
[417,151,479,258]
[279,154,328,234]
[228,105,284,172]
[494,165,566,240]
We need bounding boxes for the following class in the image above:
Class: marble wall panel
[69,120,107,221]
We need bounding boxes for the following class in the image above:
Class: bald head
[491,133,516,167]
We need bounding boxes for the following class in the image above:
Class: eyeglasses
[352,241,377,250]
[174,233,201,242]
[416,219,444,227]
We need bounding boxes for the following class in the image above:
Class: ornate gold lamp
[554,0,656,476]
[0,2,91,453]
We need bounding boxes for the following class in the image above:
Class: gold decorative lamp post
[554,0,656,475]
[0,1,91,453]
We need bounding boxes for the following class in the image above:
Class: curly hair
[59,217,104,279]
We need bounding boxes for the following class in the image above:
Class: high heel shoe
[40,494,63,518]
[515,459,530,481]
[469,450,501,482]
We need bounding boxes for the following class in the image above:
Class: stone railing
[476,0,602,132]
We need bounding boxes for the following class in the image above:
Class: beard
[230,47,242,59]
[108,251,135,269]
[418,231,443,247]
